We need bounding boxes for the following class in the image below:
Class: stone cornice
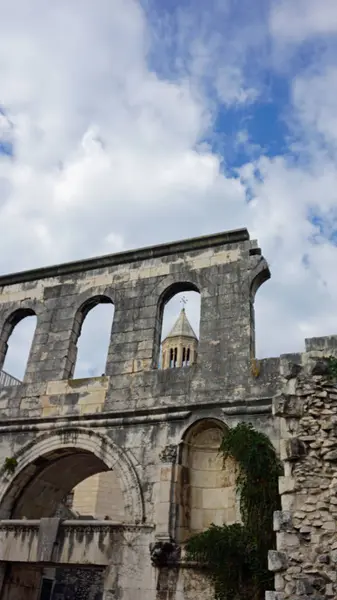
[0,410,192,433]
[0,519,154,532]
[0,397,272,432]
[0,228,249,285]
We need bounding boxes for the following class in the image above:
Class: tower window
[157,287,200,369]
[169,348,174,368]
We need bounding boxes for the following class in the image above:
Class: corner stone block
[276,532,300,551]
[268,550,288,572]
[280,438,306,462]
[273,394,304,418]
[278,476,296,495]
[273,510,292,532]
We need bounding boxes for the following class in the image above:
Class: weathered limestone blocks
[268,357,337,599]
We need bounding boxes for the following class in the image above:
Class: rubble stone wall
[268,356,337,600]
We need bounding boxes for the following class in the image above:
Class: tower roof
[163,308,198,342]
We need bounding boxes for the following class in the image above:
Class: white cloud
[215,66,258,106]
[270,0,337,43]
[1,0,337,379]
[0,0,243,271]
[292,66,337,152]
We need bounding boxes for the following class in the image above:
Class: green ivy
[186,423,282,600]
[4,457,17,474]
[326,356,337,381]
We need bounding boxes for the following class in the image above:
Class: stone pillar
[0,340,8,373]
[177,345,183,368]
[155,445,178,541]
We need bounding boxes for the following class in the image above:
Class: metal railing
[0,370,21,387]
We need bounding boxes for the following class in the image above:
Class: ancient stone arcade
[0,228,335,600]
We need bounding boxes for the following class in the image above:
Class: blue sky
[1,0,337,378]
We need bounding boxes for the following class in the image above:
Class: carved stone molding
[0,523,39,533]
[159,444,177,463]
[149,540,181,567]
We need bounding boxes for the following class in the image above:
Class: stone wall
[51,567,104,600]
[0,228,278,419]
[72,471,125,520]
[268,356,337,600]
[0,229,336,599]
[0,229,280,600]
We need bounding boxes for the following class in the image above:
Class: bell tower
[161,307,198,369]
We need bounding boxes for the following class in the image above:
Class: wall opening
[155,284,200,368]
[70,296,114,379]
[250,263,271,359]
[0,309,37,383]
[176,419,239,542]
[0,437,133,600]
[10,448,114,519]
[70,471,125,521]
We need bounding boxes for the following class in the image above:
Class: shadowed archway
[0,428,144,523]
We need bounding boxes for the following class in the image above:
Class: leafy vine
[4,457,17,474]
[185,423,282,600]
[326,356,337,381]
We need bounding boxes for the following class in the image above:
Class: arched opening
[2,450,119,600]
[0,309,37,384]
[0,431,140,600]
[177,419,239,542]
[11,448,111,519]
[155,283,201,369]
[249,261,271,360]
[71,471,125,521]
[0,431,141,521]
[69,296,114,379]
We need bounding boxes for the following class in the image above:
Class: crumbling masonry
[0,228,335,600]
[268,355,337,600]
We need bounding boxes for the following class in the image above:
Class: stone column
[155,445,178,541]
[176,343,183,368]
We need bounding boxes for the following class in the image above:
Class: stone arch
[176,418,239,541]
[249,257,271,360]
[153,279,200,368]
[180,416,227,443]
[0,428,144,523]
[249,257,270,301]
[65,293,114,378]
[0,306,38,379]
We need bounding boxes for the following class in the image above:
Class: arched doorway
[0,429,144,600]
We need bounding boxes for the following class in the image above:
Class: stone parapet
[0,519,154,565]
